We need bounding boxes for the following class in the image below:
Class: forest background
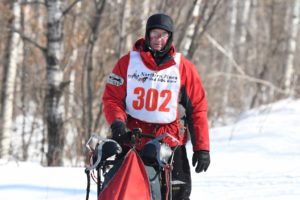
[0,0,299,166]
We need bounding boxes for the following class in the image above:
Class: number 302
[132,87,171,112]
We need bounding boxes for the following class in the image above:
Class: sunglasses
[149,30,169,39]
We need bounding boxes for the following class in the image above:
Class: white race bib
[125,51,181,123]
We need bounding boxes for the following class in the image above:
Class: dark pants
[158,145,192,200]
[171,145,191,200]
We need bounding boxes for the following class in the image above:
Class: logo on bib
[128,71,178,84]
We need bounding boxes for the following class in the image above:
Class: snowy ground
[1,99,300,200]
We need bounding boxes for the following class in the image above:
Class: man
[102,13,210,199]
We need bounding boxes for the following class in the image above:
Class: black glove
[111,120,129,144]
[192,150,210,173]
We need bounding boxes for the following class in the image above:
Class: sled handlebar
[128,128,180,147]
[128,128,155,147]
[130,128,155,138]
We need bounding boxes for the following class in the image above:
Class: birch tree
[45,0,66,166]
[141,0,150,32]
[0,0,22,159]
[180,0,202,56]
[222,0,237,109]
[176,0,200,53]
[284,0,300,97]
[239,0,251,62]
[118,0,132,58]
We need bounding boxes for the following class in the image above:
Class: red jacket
[102,38,209,151]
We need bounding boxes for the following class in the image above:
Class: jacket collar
[132,38,177,71]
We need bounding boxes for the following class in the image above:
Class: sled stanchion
[168,145,178,200]
[97,168,101,197]
[85,169,90,200]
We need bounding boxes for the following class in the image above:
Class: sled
[84,128,179,200]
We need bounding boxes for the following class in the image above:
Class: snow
[1,98,300,200]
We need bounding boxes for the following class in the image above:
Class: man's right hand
[111,120,129,144]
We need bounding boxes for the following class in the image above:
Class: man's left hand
[192,150,210,173]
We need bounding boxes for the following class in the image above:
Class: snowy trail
[1,99,300,200]
[188,151,300,200]
[189,99,300,200]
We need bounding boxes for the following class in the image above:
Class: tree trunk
[182,0,202,56]
[21,0,29,161]
[284,0,300,97]
[64,1,81,166]
[45,0,65,166]
[186,0,221,60]
[176,0,200,52]
[222,0,237,109]
[141,0,150,32]
[0,0,22,159]
[186,0,207,58]
[118,0,131,58]
[238,0,251,110]
[81,0,106,147]
[239,0,251,62]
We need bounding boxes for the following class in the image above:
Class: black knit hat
[146,13,174,33]
[144,13,174,63]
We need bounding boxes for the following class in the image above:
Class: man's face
[149,28,169,51]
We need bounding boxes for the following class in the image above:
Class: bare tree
[45,0,66,166]
[180,0,202,56]
[141,0,150,31]
[81,0,106,148]
[176,0,200,53]
[238,0,251,62]
[117,0,132,58]
[20,0,31,161]
[64,0,82,165]
[222,0,237,109]
[250,1,288,107]
[186,0,221,60]
[0,0,23,159]
[284,0,300,97]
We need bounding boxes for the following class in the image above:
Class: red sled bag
[98,149,151,200]
[85,130,178,200]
